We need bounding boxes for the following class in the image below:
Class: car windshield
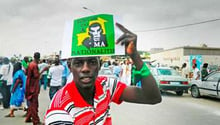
[157,68,180,76]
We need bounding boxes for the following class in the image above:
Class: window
[157,68,180,76]
[206,72,220,82]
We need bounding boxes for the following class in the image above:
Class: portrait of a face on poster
[61,14,125,59]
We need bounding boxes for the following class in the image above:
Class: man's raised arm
[116,23,162,104]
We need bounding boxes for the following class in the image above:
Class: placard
[61,14,125,59]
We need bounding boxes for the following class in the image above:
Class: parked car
[151,67,190,96]
[191,71,220,98]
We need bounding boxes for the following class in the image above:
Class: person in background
[192,63,200,80]
[181,63,190,93]
[0,57,3,68]
[0,57,13,109]
[113,61,122,79]
[25,52,49,125]
[121,59,132,86]
[21,56,29,73]
[5,62,26,117]
[21,56,30,116]
[47,58,64,100]
[10,57,17,66]
[66,58,73,84]
[38,59,49,90]
[44,23,161,125]
[201,63,209,80]
[108,60,113,73]
[181,63,189,78]
[60,59,70,86]
[0,57,3,108]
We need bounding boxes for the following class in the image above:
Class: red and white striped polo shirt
[45,76,127,125]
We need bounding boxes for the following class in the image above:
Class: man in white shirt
[47,58,64,100]
[121,60,132,85]
[38,59,49,90]
[192,63,200,80]
[0,57,13,108]
[181,63,189,78]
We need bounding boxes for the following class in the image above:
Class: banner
[189,55,203,71]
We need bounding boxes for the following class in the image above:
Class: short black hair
[203,63,208,68]
[24,56,29,61]
[34,52,40,59]
[13,62,22,76]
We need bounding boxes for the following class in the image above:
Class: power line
[136,18,220,32]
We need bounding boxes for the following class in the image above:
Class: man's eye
[73,61,83,67]
[89,59,98,65]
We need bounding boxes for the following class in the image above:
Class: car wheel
[176,91,183,96]
[191,85,200,98]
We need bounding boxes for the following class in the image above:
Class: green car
[151,67,190,96]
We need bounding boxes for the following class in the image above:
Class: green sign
[71,14,115,56]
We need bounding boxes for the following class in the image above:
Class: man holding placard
[45,14,161,124]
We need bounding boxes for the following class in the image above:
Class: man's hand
[115,23,162,104]
[43,66,50,72]
[40,66,50,76]
[116,23,137,56]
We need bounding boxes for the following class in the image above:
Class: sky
[0,0,220,57]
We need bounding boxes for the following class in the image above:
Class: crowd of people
[0,53,72,125]
[0,23,162,125]
[1,50,219,125]
[0,53,140,114]
[101,59,132,85]
[180,62,220,81]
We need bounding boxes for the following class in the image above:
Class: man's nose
[81,62,90,72]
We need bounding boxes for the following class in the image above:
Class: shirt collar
[68,77,106,107]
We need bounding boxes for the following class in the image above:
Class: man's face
[34,53,41,63]
[24,57,29,62]
[36,57,40,63]
[71,57,100,89]
[89,25,102,42]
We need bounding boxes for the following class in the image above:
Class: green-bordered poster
[61,14,125,59]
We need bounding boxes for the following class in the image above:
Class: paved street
[0,88,50,125]
[1,89,220,125]
[111,92,220,125]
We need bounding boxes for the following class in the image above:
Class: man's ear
[97,57,102,71]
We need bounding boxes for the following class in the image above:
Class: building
[150,46,220,71]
